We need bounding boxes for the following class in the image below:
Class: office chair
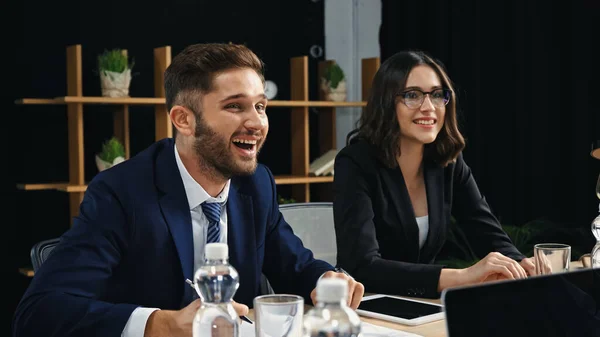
[30,237,61,272]
[258,202,336,295]
[279,202,337,266]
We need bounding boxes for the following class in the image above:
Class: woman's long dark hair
[347,50,465,167]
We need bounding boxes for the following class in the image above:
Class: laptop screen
[442,267,600,337]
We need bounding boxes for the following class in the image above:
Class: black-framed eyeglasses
[398,88,452,109]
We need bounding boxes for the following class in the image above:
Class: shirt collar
[174,143,230,210]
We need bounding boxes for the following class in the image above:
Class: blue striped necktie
[201,202,222,243]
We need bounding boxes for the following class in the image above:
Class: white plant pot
[95,155,126,172]
[100,69,132,98]
[320,79,347,102]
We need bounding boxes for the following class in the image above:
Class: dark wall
[380,0,600,234]
[3,0,325,333]
[6,0,600,333]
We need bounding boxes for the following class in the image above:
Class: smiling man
[12,43,364,337]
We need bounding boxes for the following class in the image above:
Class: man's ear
[169,105,195,136]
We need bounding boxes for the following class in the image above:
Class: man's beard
[192,116,264,180]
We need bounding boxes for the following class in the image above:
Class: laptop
[441,267,600,337]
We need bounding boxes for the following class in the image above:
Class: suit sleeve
[451,154,526,261]
[334,153,443,298]
[12,179,138,337]
[261,166,334,303]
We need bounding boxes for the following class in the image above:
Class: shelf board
[56,185,88,192]
[15,98,63,105]
[16,96,166,105]
[268,100,366,107]
[19,267,34,277]
[16,97,366,107]
[17,175,333,192]
[58,96,166,104]
[16,183,69,191]
[16,182,88,192]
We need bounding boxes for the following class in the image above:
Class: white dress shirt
[121,144,230,337]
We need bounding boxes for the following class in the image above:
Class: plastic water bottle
[303,277,362,337]
[192,243,240,337]
[591,204,600,267]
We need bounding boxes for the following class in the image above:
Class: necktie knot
[201,202,222,223]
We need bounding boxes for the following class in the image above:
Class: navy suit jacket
[13,138,333,337]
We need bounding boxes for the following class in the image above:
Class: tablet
[356,294,445,326]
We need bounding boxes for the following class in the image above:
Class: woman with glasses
[333,50,534,298]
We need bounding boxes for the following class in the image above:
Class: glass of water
[534,243,571,275]
[254,294,304,337]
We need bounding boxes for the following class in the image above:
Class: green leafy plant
[98,137,125,163]
[98,49,134,74]
[278,195,296,204]
[323,63,345,89]
[438,216,592,268]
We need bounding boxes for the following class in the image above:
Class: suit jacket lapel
[381,166,420,261]
[154,139,195,303]
[420,161,446,263]
[227,181,257,305]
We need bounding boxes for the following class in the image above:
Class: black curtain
[380,0,600,238]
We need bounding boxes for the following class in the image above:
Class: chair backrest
[30,237,61,272]
[279,202,337,266]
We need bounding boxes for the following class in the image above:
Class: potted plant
[98,49,134,97]
[278,195,296,204]
[320,63,347,102]
[95,137,126,172]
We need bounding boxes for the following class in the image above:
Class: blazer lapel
[154,140,195,303]
[159,194,194,280]
[226,181,257,305]
[381,166,420,261]
[419,161,446,263]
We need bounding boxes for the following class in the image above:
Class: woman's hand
[466,252,528,283]
[438,252,527,292]
[519,257,536,276]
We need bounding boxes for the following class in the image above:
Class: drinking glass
[534,243,571,275]
[254,294,304,337]
[596,173,600,200]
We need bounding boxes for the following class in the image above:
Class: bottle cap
[316,277,348,303]
[205,243,228,260]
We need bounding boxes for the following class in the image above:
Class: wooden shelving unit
[15,44,380,222]
[16,45,171,224]
[16,97,368,107]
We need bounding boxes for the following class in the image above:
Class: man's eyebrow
[219,93,267,103]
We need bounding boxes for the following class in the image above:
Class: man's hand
[144,299,249,337]
[310,271,364,310]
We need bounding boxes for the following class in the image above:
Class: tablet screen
[358,296,442,319]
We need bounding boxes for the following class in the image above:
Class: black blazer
[333,139,525,298]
